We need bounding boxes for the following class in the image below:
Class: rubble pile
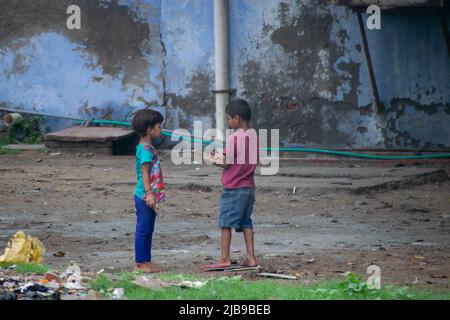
[0,264,93,300]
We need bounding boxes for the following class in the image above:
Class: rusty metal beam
[357,11,383,113]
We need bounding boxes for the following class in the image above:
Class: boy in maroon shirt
[204,99,259,269]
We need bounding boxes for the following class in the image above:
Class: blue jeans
[219,188,255,232]
[134,195,157,263]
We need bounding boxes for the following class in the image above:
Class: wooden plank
[44,127,135,143]
[203,265,262,272]
[256,273,298,280]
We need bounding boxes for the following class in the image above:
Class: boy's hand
[144,192,156,209]
[207,151,224,164]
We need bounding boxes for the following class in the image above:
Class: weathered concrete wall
[0,0,166,131]
[1,0,450,148]
[162,0,450,148]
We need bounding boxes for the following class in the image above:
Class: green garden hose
[72,119,450,160]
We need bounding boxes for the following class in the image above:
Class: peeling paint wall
[1,0,450,148]
[161,0,450,148]
[0,0,165,131]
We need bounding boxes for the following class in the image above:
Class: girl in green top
[132,109,166,273]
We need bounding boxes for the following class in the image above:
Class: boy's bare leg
[220,227,232,266]
[243,228,257,267]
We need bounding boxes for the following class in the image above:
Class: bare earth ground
[0,150,449,291]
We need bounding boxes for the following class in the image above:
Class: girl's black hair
[132,109,164,137]
[226,99,251,122]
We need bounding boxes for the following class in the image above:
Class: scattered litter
[45,273,61,283]
[61,263,86,290]
[132,276,170,290]
[354,200,368,207]
[263,253,281,258]
[0,264,88,300]
[49,153,61,156]
[414,255,425,260]
[167,249,190,254]
[96,269,105,275]
[292,186,296,195]
[429,274,447,279]
[3,281,16,289]
[35,159,42,163]
[202,262,261,272]
[307,258,316,264]
[76,153,95,157]
[256,273,298,280]
[174,280,208,289]
[89,211,99,214]
[217,275,242,282]
[53,251,65,258]
[287,262,301,269]
[0,231,45,264]
[111,288,125,299]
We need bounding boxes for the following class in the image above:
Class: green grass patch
[0,146,18,155]
[0,115,44,145]
[0,262,49,275]
[89,272,450,300]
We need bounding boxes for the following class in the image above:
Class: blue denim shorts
[219,188,255,232]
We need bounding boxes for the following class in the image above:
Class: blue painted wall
[1,0,449,148]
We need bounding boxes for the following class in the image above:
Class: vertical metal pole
[214,0,229,138]
[357,11,383,114]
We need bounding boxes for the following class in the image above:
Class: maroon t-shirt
[221,129,258,189]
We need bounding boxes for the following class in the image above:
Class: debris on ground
[53,251,65,258]
[255,273,299,280]
[0,262,94,300]
[174,280,208,289]
[61,263,86,290]
[0,231,45,264]
[111,288,125,299]
[132,275,171,290]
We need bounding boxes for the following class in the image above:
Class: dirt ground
[0,150,449,291]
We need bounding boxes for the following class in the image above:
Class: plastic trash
[132,276,170,290]
[60,263,86,291]
[176,280,207,289]
[2,113,23,127]
[112,288,124,299]
[0,231,45,264]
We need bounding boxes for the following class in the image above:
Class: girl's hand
[155,203,161,215]
[144,192,156,208]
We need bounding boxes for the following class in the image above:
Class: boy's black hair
[226,99,251,122]
[132,109,164,137]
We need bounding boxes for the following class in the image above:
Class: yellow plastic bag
[0,231,45,264]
